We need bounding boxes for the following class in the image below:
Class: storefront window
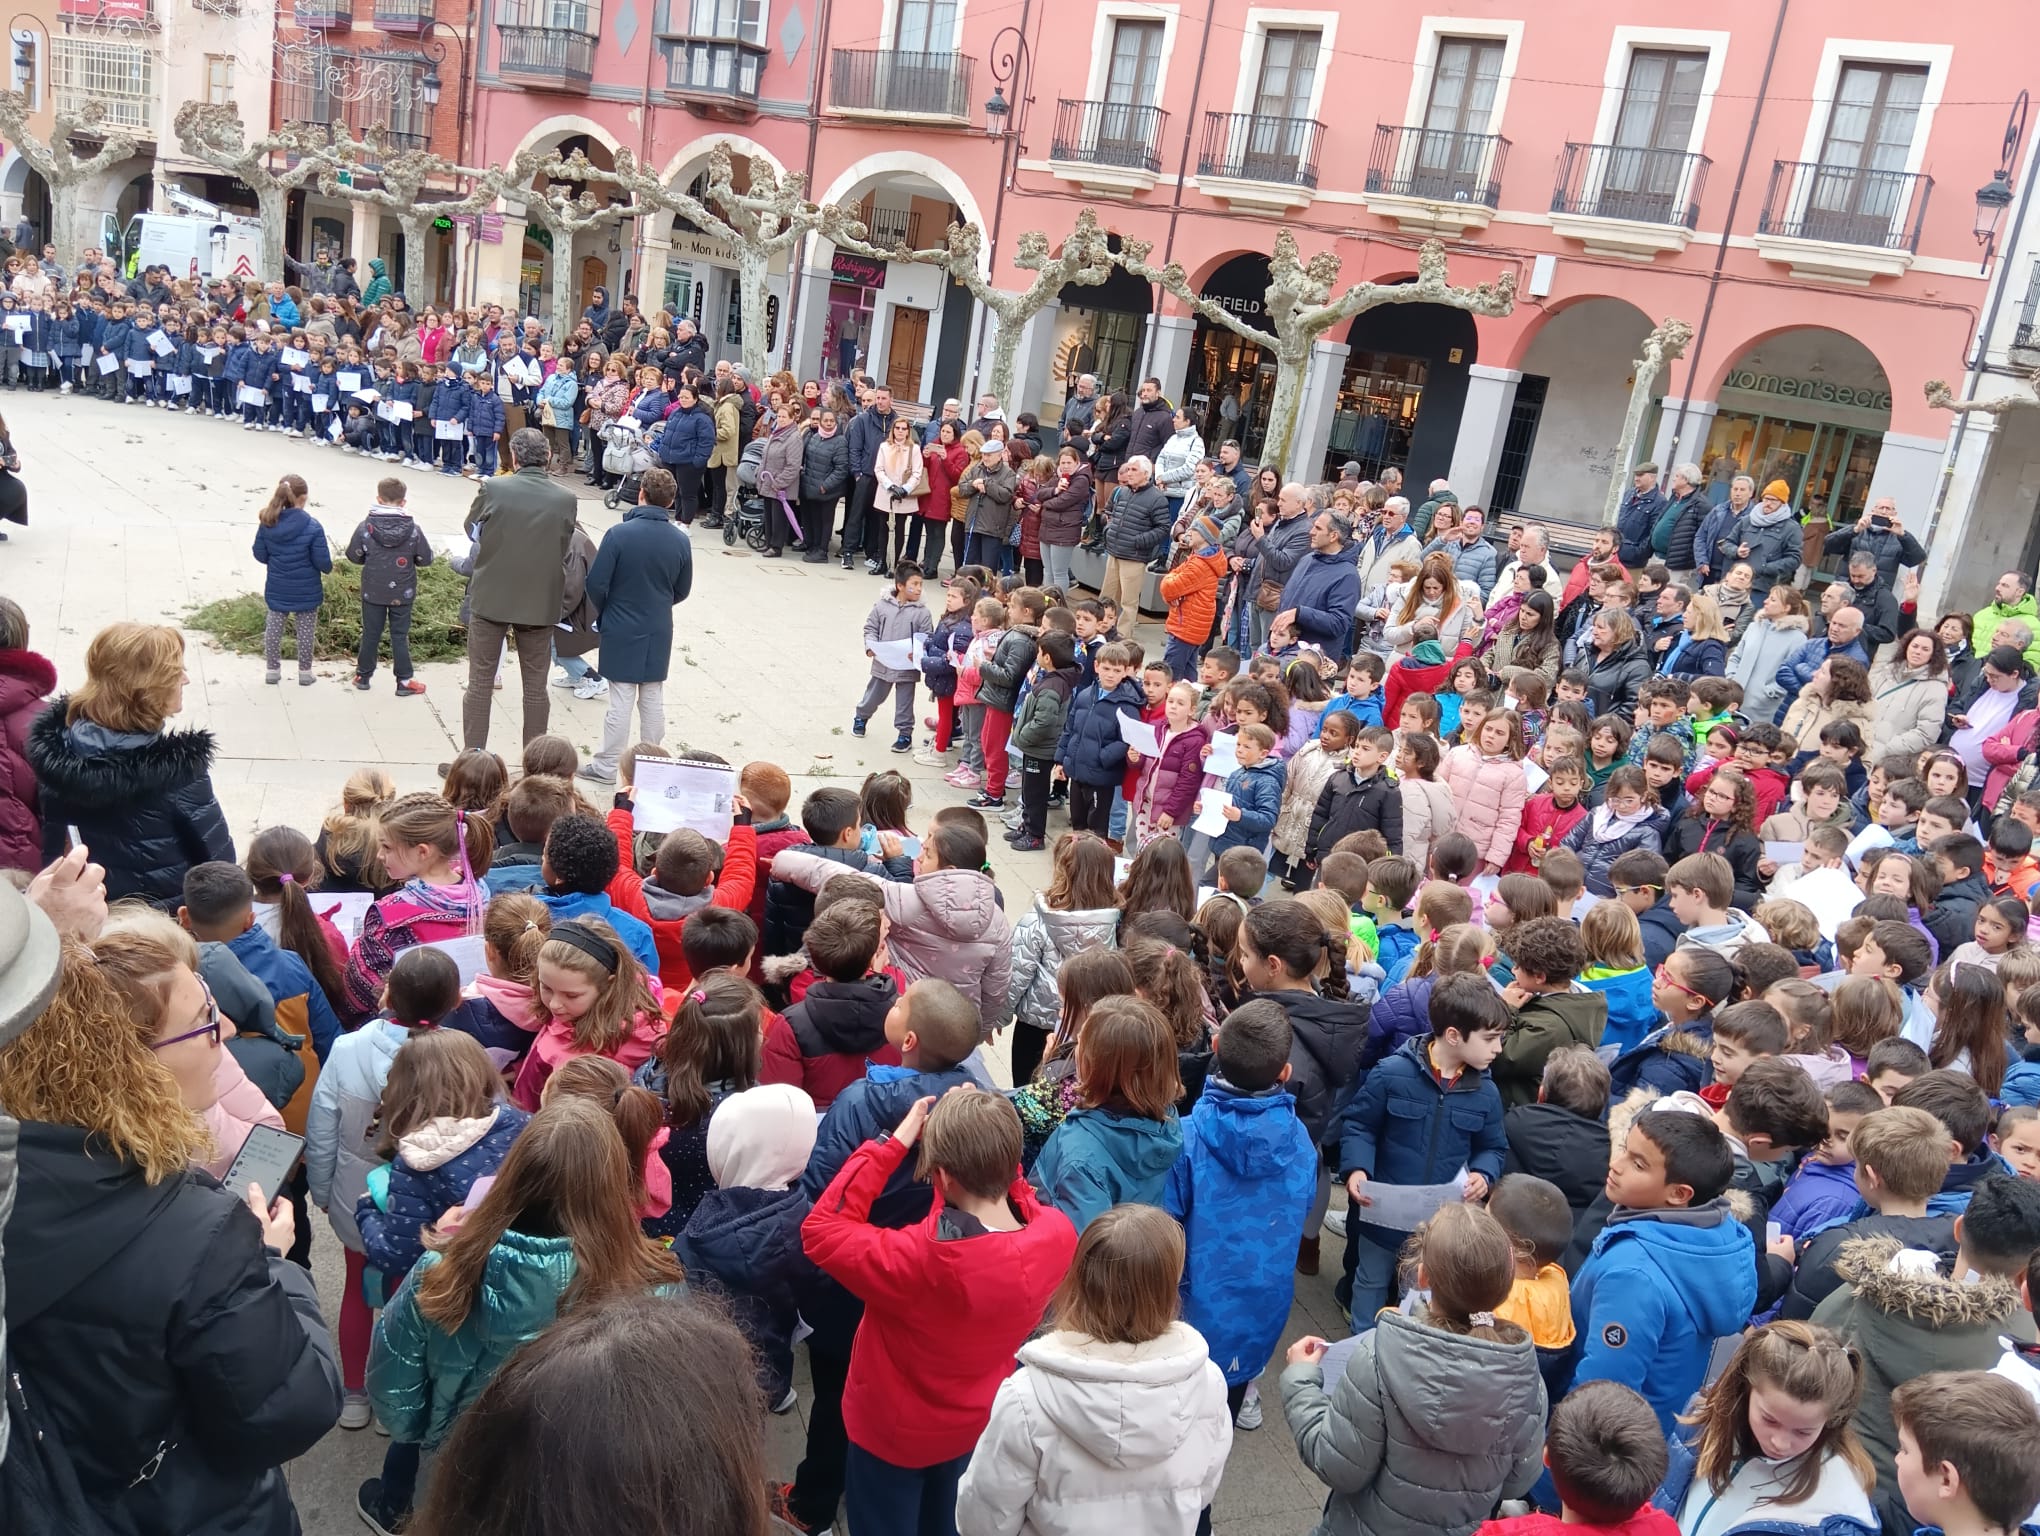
[1703,410,1883,576]
[1324,349,1427,483]
[663,266,692,322]
[1190,327,1276,461]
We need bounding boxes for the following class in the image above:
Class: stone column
[1144,313,1195,405]
[1448,363,1522,509]
[786,241,834,381]
[1288,339,1350,482]
[348,200,381,268]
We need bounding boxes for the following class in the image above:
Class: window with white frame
[51,38,153,130]
[1251,27,1319,121]
[1411,36,1502,193]
[1599,49,1705,216]
[1807,62,1928,243]
[689,0,763,44]
[205,52,233,104]
[891,0,955,54]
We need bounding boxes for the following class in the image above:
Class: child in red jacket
[1507,754,1590,875]
[738,760,811,984]
[604,795,758,990]
[1474,1380,1677,1536]
[761,898,902,1110]
[802,1084,1077,1535]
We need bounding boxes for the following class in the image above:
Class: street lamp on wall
[1976,89,2028,271]
[982,26,1029,141]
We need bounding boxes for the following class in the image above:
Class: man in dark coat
[843,387,897,573]
[1278,510,1362,657]
[1842,550,1903,658]
[1123,376,1174,466]
[669,318,709,376]
[579,468,694,784]
[1616,461,1667,567]
[1822,497,1926,590]
[463,428,579,749]
[331,256,362,302]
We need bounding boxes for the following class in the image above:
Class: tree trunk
[51,184,94,277]
[397,213,429,309]
[735,246,771,381]
[1260,347,1310,479]
[548,225,575,340]
[1603,364,1662,527]
[255,184,289,285]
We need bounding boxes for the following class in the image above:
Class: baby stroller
[725,436,770,551]
[601,418,656,510]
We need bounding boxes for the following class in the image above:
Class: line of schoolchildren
[24,287,556,477]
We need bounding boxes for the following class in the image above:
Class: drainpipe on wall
[1662,0,1789,461]
[1137,0,1218,384]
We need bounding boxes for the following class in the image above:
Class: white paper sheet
[434,419,465,440]
[197,345,222,363]
[94,353,118,375]
[337,370,362,393]
[1204,731,1240,778]
[290,373,313,393]
[1469,872,1502,902]
[2,315,29,335]
[1350,1168,1467,1232]
[1117,714,1161,757]
[237,384,268,407]
[390,401,414,422]
[1845,824,1893,869]
[401,932,488,989]
[1790,864,1866,941]
[312,392,330,413]
[280,346,309,367]
[313,891,377,944]
[1191,788,1233,836]
[147,330,175,357]
[1763,840,1805,866]
[327,418,343,442]
[353,387,380,404]
[1114,856,1132,886]
[1522,758,1548,794]
[169,376,191,395]
[633,759,738,839]
[868,634,924,671]
[124,358,152,377]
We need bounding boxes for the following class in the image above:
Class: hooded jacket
[252,504,332,614]
[0,646,53,871]
[347,508,435,607]
[1038,463,1095,547]
[1811,1235,2036,1499]
[1766,1156,1865,1243]
[1559,805,1664,899]
[307,1016,409,1251]
[360,257,392,305]
[1058,675,1144,787]
[804,1132,1078,1465]
[27,701,234,907]
[1305,763,1405,869]
[1033,1104,1185,1232]
[1581,964,1656,1054]
[980,624,1041,715]
[1503,1101,1611,1215]
[1340,1034,1508,1237]
[1161,546,1227,646]
[1653,1422,1877,1536]
[1924,869,1991,963]
[761,971,903,1108]
[355,1104,530,1280]
[512,998,666,1111]
[1133,717,1213,842]
[1261,987,1369,1146]
[1726,613,1812,726]
[1586,638,1652,717]
[1677,905,1770,960]
[1974,592,2040,667]
[1867,660,1949,761]
[1572,1200,1758,1432]
[1008,899,1119,1030]
[770,847,1013,1030]
[1165,1079,1317,1386]
[1014,662,1080,759]
[1280,1304,1545,1536]
[956,1323,1233,1536]
[678,1181,815,1402]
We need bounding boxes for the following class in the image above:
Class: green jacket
[1012,665,1079,759]
[1973,593,2040,669]
[368,1229,683,1448]
[362,257,393,306]
[1493,986,1607,1109]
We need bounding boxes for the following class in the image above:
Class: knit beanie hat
[1761,479,1791,503]
[706,1082,818,1190]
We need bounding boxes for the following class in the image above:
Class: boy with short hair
[762,901,903,1111]
[1669,852,1770,959]
[761,785,900,959]
[1540,848,1587,915]
[1305,724,1402,873]
[1337,972,1509,1329]
[484,774,577,896]
[1322,652,1384,731]
[1055,637,1143,842]
[1671,676,1743,772]
[1611,849,1681,969]
[1782,1103,1958,1319]
[178,863,320,1115]
[1625,680,1685,766]
[1815,1172,2040,1512]
[1768,1078,1886,1239]
[1708,1055,1834,1211]
[1893,1070,1999,1216]
[1503,1044,1612,1215]
[1488,1172,1579,1391]
[1852,920,1935,1044]
[738,760,809,979]
[1866,1036,1931,1104]
[1988,816,2040,903]
[855,560,934,753]
[682,905,760,980]
[1361,854,1421,984]
[535,813,662,974]
[1196,645,1240,716]
[1556,668,1589,706]
[1698,999,1791,1110]
[1208,721,1285,870]
[1893,1371,2040,1536]
[1876,777,1929,855]
[345,476,434,697]
[1474,1381,1676,1536]
[1494,916,1608,1110]
[1511,754,1588,874]
[1927,833,1993,962]
[1215,846,1269,903]
[803,1076,1078,1536]
[1571,1109,1757,1432]
[1166,997,1317,1419]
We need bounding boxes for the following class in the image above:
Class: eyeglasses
[150,980,221,1053]
[1613,884,1661,898]
[1654,963,1710,1006]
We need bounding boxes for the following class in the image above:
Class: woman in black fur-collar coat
[26,622,233,906]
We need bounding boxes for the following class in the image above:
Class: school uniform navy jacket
[124,325,160,364]
[429,386,467,428]
[1337,1035,1506,1235]
[99,316,132,361]
[1056,676,1144,787]
[677,1182,816,1402]
[466,385,505,438]
[1210,758,1285,856]
[1571,1200,1757,1433]
[251,504,333,615]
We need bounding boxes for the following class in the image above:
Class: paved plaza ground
[5,389,1352,1534]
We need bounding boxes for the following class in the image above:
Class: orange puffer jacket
[1159,550,1226,645]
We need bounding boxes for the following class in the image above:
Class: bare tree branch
[0,90,139,261]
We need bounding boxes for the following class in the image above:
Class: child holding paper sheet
[1056,639,1146,840]
[855,560,933,754]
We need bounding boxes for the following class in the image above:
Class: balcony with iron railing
[829,48,973,121]
[1193,110,1322,213]
[1548,142,1711,260]
[661,31,767,117]
[277,67,433,155]
[1360,123,1508,235]
[1754,159,1934,284]
[1047,98,1169,196]
[370,0,431,32]
[497,0,598,89]
[855,202,921,248]
[293,0,352,28]
[2011,257,2040,355]
[51,38,157,134]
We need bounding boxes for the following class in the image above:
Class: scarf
[1590,803,1654,842]
[1746,502,1797,530]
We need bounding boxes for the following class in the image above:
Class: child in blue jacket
[1205,722,1286,873]
[251,472,331,687]
[1165,996,1316,1414]
[1055,640,1143,839]
[1033,994,1185,1232]
[1570,1107,1757,1433]
[465,371,505,478]
[429,369,468,475]
[98,305,133,401]
[1337,972,1509,1329]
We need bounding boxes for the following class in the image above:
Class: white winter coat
[1399,777,1457,878]
[1867,661,1950,761]
[306,1016,408,1252]
[956,1323,1233,1536]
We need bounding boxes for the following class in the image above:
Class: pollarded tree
[313,131,497,306]
[494,149,649,339]
[832,207,1117,410]
[173,102,331,284]
[1113,232,1517,475]
[0,92,138,265]
[1602,318,1695,525]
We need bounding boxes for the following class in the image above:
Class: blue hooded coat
[677,1183,815,1401]
[1209,757,1286,859]
[1032,1104,1184,1232]
[355,1104,530,1280]
[1164,1079,1316,1386]
[252,504,333,614]
[1571,1200,1757,1432]
[1055,676,1144,788]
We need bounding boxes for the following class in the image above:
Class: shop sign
[1203,289,1263,318]
[831,251,887,287]
[1722,370,1891,412]
[671,230,739,264]
[1199,255,1271,320]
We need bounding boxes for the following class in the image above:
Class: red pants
[341,1248,374,1392]
[935,695,956,752]
[982,708,1014,797]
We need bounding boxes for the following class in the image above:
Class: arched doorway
[1043,235,1152,416]
[1503,297,1656,521]
[1703,329,1892,550]
[1188,253,1276,461]
[1329,298,1478,488]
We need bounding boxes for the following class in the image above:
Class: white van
[102,197,265,284]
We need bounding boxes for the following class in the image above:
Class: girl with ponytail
[542,1054,672,1226]
[633,970,763,1237]
[444,892,552,1072]
[246,824,349,1018]
[250,471,330,687]
[341,792,493,1021]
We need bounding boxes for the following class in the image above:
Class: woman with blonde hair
[1662,591,1731,679]
[0,925,341,1532]
[26,620,232,904]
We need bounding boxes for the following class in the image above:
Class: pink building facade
[462,0,2030,535]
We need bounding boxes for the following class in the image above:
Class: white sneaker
[1323,1208,1348,1238]
[1235,1385,1263,1431]
[550,669,575,690]
[572,676,608,700]
[339,1392,372,1430]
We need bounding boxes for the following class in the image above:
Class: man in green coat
[463,429,578,749]
[1973,571,2040,671]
